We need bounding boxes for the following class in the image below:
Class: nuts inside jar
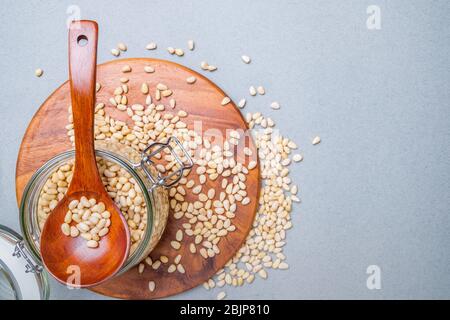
[37,157,148,254]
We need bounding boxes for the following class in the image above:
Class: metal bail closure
[13,240,43,274]
[138,136,193,189]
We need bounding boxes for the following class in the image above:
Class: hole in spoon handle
[68,20,102,190]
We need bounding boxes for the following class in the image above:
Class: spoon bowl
[40,191,129,287]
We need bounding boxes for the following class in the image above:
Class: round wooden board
[15,58,260,299]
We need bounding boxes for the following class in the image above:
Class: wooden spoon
[40,20,130,287]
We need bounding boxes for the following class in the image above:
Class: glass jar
[17,137,192,283]
[0,224,49,299]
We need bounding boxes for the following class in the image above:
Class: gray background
[0,0,449,299]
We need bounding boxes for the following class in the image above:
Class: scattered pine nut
[117,42,127,52]
[146,42,157,50]
[312,136,321,145]
[161,89,173,97]
[175,48,184,56]
[200,61,209,70]
[208,65,217,71]
[111,48,120,57]
[221,97,231,106]
[121,65,132,73]
[293,154,303,162]
[186,76,196,84]
[171,240,181,250]
[257,86,265,95]
[148,281,156,292]
[291,185,298,195]
[167,47,175,54]
[156,83,168,91]
[152,260,161,270]
[241,55,251,64]
[95,82,101,92]
[35,68,43,77]
[238,99,246,108]
[168,264,177,273]
[144,65,155,73]
[248,161,257,170]
[270,101,280,110]
[258,269,268,279]
[141,83,149,94]
[188,40,195,50]
[217,291,227,300]
[177,264,185,274]
[249,86,257,96]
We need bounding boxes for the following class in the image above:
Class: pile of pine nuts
[205,113,298,297]
[60,197,111,248]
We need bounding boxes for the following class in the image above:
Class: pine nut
[241,55,251,64]
[174,48,184,56]
[293,154,303,162]
[111,48,120,57]
[186,76,196,84]
[148,281,156,292]
[35,68,43,77]
[188,40,195,50]
[87,240,99,248]
[141,83,149,94]
[217,291,226,300]
[121,65,132,73]
[117,42,127,51]
[221,97,231,106]
[61,223,70,236]
[176,229,183,242]
[270,101,280,110]
[146,42,157,50]
[257,86,265,95]
[144,65,155,73]
[168,264,176,273]
[171,241,181,250]
[238,99,246,108]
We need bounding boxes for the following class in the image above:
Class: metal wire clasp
[13,241,43,274]
[137,136,193,189]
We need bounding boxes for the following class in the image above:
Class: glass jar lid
[0,225,49,299]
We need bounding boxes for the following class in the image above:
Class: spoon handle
[68,20,102,191]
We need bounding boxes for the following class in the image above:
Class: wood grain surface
[15,57,260,299]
